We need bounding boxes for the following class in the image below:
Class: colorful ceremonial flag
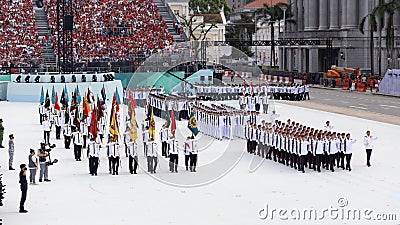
[115,87,121,105]
[89,105,98,140]
[39,86,44,104]
[96,96,103,120]
[109,103,119,140]
[51,85,56,104]
[129,107,138,141]
[83,95,90,118]
[188,112,199,136]
[76,86,82,104]
[64,85,69,103]
[44,90,50,109]
[70,91,77,112]
[60,88,66,106]
[73,106,80,129]
[170,107,176,136]
[112,91,120,112]
[54,92,61,111]
[101,84,106,101]
[149,108,155,139]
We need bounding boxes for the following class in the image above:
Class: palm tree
[255,2,294,67]
[370,0,400,74]
[359,13,377,77]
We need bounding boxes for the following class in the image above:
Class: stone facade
[283,0,400,74]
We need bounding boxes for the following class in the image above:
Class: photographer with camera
[19,164,28,213]
[37,143,51,182]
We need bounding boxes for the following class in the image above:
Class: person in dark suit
[19,164,28,213]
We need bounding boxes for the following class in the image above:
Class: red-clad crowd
[44,0,174,62]
[0,0,42,66]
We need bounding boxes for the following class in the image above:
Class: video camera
[38,143,59,166]
[40,143,56,152]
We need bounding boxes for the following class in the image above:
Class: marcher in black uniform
[19,164,28,213]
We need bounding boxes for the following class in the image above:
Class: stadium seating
[0,0,42,67]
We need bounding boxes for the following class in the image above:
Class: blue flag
[64,85,69,104]
[39,86,44,104]
[115,87,121,105]
[188,112,199,136]
[76,85,82,104]
[51,85,56,104]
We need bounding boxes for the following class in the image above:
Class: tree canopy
[189,0,231,16]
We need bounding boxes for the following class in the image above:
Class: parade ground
[0,99,399,225]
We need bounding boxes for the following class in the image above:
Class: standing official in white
[363,130,378,167]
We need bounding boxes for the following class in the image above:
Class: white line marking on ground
[380,104,400,109]
[349,105,368,110]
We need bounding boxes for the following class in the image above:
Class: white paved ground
[0,100,399,225]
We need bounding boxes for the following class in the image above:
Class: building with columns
[283,0,400,75]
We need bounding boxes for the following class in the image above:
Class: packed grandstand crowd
[0,0,174,68]
[44,0,174,62]
[0,0,42,67]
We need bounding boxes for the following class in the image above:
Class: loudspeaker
[64,15,73,31]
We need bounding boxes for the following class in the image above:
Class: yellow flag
[149,107,155,139]
[129,108,138,141]
[109,105,119,140]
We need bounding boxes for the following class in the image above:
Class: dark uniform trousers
[185,155,190,170]
[74,144,82,160]
[20,183,27,210]
[55,126,61,139]
[129,155,138,174]
[345,153,352,170]
[111,156,120,175]
[108,157,113,173]
[189,153,198,171]
[169,154,178,172]
[89,156,99,175]
[161,141,168,157]
[64,135,71,149]
[315,154,323,172]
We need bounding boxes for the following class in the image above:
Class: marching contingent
[35,85,201,177]
[195,83,310,102]
[30,82,377,180]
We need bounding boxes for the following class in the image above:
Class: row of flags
[41,85,198,141]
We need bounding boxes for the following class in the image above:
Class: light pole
[254,13,258,67]
[281,6,287,71]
